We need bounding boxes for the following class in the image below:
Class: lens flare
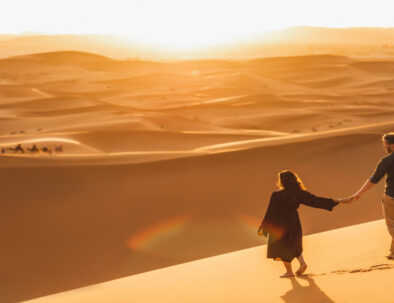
[127,214,191,251]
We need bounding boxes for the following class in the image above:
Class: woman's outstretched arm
[300,190,339,211]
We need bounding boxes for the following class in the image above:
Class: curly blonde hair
[277,170,306,192]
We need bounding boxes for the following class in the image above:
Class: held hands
[336,180,371,205]
[340,193,362,203]
[336,197,354,204]
[336,192,363,204]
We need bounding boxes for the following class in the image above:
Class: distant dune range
[0,51,394,302]
[2,27,394,59]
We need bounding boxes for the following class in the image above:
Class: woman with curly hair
[257,170,350,277]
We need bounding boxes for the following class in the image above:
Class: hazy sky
[2,0,394,48]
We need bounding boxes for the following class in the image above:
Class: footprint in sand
[305,263,394,277]
[332,263,394,275]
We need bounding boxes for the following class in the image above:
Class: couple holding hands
[257,132,394,278]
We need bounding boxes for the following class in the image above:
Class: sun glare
[1,0,394,50]
[115,2,275,50]
[119,29,260,51]
[0,0,281,50]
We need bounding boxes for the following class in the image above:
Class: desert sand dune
[24,220,394,303]
[246,54,355,66]
[0,137,100,154]
[0,123,391,302]
[38,80,114,94]
[352,78,394,90]
[1,51,393,156]
[195,121,394,152]
[0,96,107,112]
[0,85,51,101]
[350,61,394,74]
[1,51,394,302]
[2,121,392,166]
[3,51,112,69]
[70,130,267,153]
[100,72,197,87]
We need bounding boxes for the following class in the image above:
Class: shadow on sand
[281,275,335,303]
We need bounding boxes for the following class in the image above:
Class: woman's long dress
[259,189,338,262]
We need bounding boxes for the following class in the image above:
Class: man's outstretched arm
[350,156,389,200]
[350,179,375,200]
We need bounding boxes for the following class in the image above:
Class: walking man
[350,132,394,259]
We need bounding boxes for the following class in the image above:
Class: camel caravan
[1,143,64,155]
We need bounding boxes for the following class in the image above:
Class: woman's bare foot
[295,263,307,275]
[280,272,294,278]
